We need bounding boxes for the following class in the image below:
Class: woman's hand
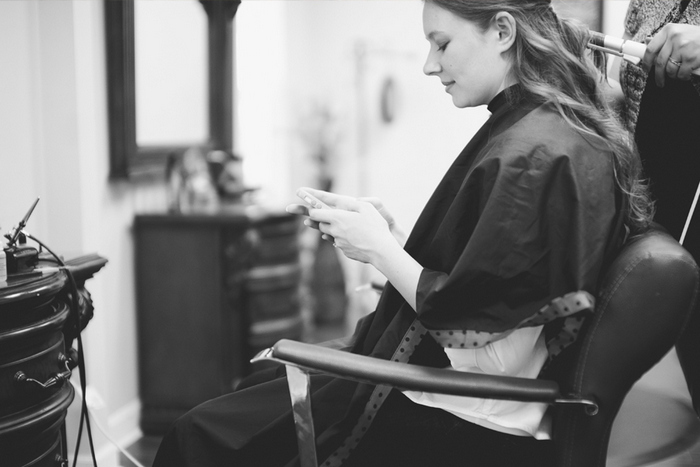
[286,187,423,311]
[286,188,397,264]
[643,23,700,87]
[357,197,408,247]
[287,189,408,247]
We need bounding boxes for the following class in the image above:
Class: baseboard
[109,399,143,448]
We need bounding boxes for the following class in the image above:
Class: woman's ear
[493,12,517,52]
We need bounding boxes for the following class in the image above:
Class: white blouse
[402,325,551,439]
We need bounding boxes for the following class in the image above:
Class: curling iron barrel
[588,31,700,76]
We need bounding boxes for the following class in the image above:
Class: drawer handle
[14,350,77,390]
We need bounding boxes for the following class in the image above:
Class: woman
[153,1,652,465]
[612,0,700,414]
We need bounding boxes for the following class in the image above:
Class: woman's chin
[451,97,471,109]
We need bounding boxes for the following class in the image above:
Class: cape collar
[487,83,525,114]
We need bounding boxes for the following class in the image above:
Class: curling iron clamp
[588,31,700,76]
[587,31,645,66]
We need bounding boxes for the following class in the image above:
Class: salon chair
[255,226,699,467]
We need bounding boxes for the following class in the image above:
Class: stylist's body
[153,1,653,466]
[613,0,700,414]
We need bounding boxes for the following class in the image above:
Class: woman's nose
[423,52,440,76]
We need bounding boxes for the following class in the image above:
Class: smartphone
[297,189,331,210]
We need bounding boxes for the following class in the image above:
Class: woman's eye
[438,42,449,52]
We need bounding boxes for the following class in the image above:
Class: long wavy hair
[427,0,654,234]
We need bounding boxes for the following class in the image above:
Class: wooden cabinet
[134,210,301,434]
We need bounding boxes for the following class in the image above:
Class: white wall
[604,0,632,38]
[0,1,163,465]
[236,0,485,225]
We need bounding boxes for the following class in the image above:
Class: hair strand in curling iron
[588,31,700,76]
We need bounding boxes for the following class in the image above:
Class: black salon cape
[154,89,621,467]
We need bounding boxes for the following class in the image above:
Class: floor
[606,349,700,467]
[119,323,700,467]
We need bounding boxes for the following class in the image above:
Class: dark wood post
[200,1,241,152]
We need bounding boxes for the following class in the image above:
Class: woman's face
[422,2,513,108]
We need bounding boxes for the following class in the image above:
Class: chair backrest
[547,227,699,466]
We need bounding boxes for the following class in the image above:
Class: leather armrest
[264,339,562,403]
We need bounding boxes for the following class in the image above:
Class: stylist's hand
[286,188,396,264]
[643,23,700,87]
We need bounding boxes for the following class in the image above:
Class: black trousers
[636,72,700,417]
[153,384,553,467]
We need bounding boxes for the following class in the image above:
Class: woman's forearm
[369,240,422,311]
[389,223,409,248]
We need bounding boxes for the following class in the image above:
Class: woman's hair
[427,0,654,234]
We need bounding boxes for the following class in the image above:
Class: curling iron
[588,31,700,76]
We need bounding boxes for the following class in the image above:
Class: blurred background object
[166,147,218,214]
